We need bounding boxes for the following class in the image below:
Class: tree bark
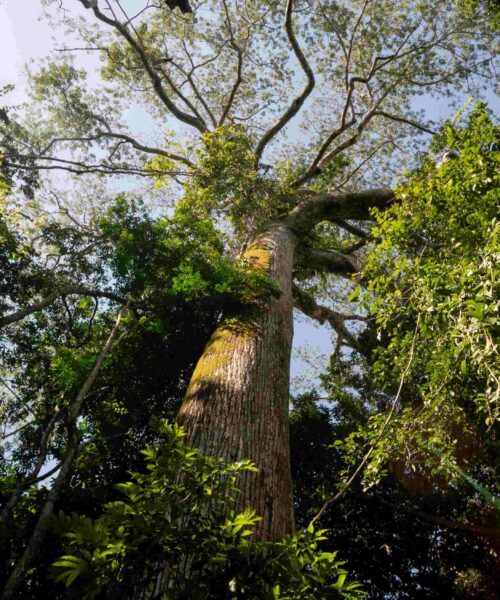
[177,222,298,540]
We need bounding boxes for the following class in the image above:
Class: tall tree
[0,0,497,596]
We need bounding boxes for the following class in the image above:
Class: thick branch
[295,247,359,276]
[254,0,315,162]
[0,286,126,328]
[292,285,364,353]
[284,188,395,235]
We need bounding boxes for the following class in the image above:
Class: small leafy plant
[52,422,364,599]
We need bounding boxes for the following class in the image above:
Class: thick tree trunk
[177,222,298,540]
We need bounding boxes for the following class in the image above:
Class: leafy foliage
[290,385,498,599]
[52,422,364,600]
[0,185,276,595]
[97,194,279,305]
[1,0,498,596]
[288,107,499,599]
[342,104,499,490]
[151,125,299,245]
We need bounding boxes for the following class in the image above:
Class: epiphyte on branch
[164,0,193,14]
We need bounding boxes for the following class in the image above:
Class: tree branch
[1,306,127,600]
[331,219,371,239]
[284,188,395,235]
[371,495,500,540]
[373,111,436,135]
[219,0,244,127]
[292,105,381,187]
[292,284,365,353]
[254,0,315,162]
[8,159,185,178]
[295,246,360,276]
[0,408,62,531]
[334,140,393,191]
[180,40,220,128]
[78,0,207,133]
[0,286,126,329]
[40,131,195,168]
[309,317,421,527]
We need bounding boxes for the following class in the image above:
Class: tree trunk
[177,221,298,540]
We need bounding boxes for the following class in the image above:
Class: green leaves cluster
[98,194,279,306]
[52,422,364,600]
[347,104,499,489]
[289,389,498,599]
[151,125,297,241]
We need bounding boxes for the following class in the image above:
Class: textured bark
[178,222,298,540]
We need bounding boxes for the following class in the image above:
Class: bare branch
[331,219,371,239]
[342,0,370,119]
[0,286,126,329]
[254,0,315,162]
[40,131,195,167]
[8,159,186,178]
[219,0,244,127]
[334,141,393,191]
[180,40,220,128]
[369,494,500,540]
[345,0,370,87]
[292,104,381,188]
[374,111,436,135]
[293,284,365,353]
[1,420,35,441]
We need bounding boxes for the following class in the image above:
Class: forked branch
[293,284,365,353]
[39,131,195,168]
[0,286,126,329]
